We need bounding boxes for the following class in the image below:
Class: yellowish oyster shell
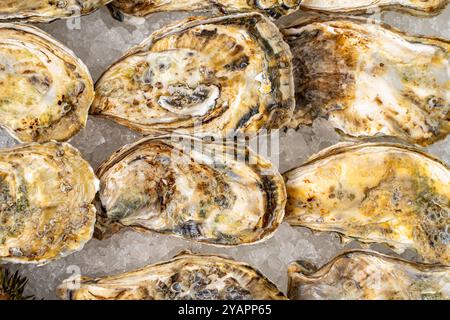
[92,13,294,137]
[110,0,302,19]
[288,250,450,300]
[58,251,287,300]
[0,23,94,143]
[0,142,99,264]
[284,17,449,146]
[284,142,449,265]
[0,0,112,23]
[95,134,286,246]
[298,0,447,15]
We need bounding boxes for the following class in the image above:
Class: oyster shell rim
[0,140,100,266]
[95,133,287,247]
[281,14,450,147]
[0,22,95,143]
[0,0,114,23]
[287,248,450,299]
[90,12,296,138]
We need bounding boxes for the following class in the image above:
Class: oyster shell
[284,17,449,146]
[95,134,286,246]
[92,13,294,137]
[283,142,449,265]
[109,0,302,19]
[0,142,99,264]
[298,0,447,15]
[0,1,112,23]
[58,251,287,300]
[0,23,94,143]
[288,250,450,300]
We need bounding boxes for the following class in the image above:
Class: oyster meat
[92,13,294,137]
[0,142,98,264]
[58,251,287,300]
[0,23,94,143]
[96,134,286,246]
[0,1,112,23]
[110,0,302,19]
[284,17,449,146]
[288,250,450,300]
[298,0,447,15]
[283,142,449,265]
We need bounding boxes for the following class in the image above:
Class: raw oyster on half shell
[283,142,449,265]
[0,142,99,264]
[284,17,449,146]
[0,1,112,23]
[288,250,450,300]
[109,0,302,19]
[0,23,94,143]
[92,13,294,138]
[95,134,286,246]
[58,251,287,300]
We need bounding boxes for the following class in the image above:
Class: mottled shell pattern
[0,0,112,23]
[284,16,449,146]
[0,23,94,143]
[288,250,450,300]
[0,142,99,264]
[284,142,450,265]
[92,13,295,137]
[95,134,286,246]
[109,0,447,19]
[58,251,287,300]
[110,0,302,19]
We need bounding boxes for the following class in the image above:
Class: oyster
[283,142,449,265]
[96,134,286,246]
[0,23,94,143]
[288,250,450,300]
[297,0,447,15]
[58,251,287,300]
[109,0,302,19]
[92,13,294,137]
[0,142,99,264]
[284,17,449,146]
[0,1,112,23]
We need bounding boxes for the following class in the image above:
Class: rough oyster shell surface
[285,17,449,146]
[0,0,112,23]
[58,251,287,300]
[283,142,450,265]
[92,13,294,137]
[0,142,99,264]
[288,250,450,300]
[110,0,302,19]
[298,0,448,15]
[0,23,94,143]
[96,134,286,246]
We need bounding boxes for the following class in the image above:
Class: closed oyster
[0,23,94,143]
[283,142,449,265]
[288,250,450,300]
[96,134,286,246]
[298,0,447,15]
[0,142,99,264]
[58,251,287,300]
[92,13,294,137]
[284,17,449,146]
[110,0,302,19]
[0,1,112,23]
